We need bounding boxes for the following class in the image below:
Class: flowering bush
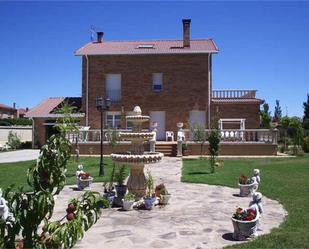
[239,174,253,185]
[78,172,91,180]
[233,207,257,221]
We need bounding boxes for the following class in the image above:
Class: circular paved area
[53,157,287,249]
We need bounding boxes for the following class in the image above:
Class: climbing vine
[0,103,105,249]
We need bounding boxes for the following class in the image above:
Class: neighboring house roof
[0,103,16,111]
[75,39,219,56]
[212,98,264,104]
[18,108,28,115]
[25,97,84,118]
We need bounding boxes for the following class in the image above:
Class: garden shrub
[7,131,21,150]
[303,136,309,153]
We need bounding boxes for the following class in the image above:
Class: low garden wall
[187,142,277,156]
[0,126,32,144]
[74,141,277,156]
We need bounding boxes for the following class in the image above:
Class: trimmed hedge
[0,118,32,126]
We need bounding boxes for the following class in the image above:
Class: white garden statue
[76,164,85,178]
[249,192,263,216]
[0,188,9,220]
[249,192,263,232]
[251,169,261,184]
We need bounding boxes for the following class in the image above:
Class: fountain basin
[119,132,154,141]
[111,152,164,164]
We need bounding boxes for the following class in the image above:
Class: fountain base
[126,163,146,198]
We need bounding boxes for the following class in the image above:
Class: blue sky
[0,1,308,117]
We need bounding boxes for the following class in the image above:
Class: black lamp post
[96,97,112,176]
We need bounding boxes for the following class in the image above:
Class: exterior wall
[81,53,210,135]
[33,118,47,148]
[187,142,277,156]
[211,103,261,129]
[75,142,277,156]
[0,126,32,144]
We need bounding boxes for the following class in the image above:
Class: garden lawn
[0,156,128,191]
[182,155,309,249]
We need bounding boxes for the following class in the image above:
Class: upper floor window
[152,73,163,92]
[106,74,121,102]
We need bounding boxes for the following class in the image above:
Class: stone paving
[53,157,287,249]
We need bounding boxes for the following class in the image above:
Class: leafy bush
[0,118,32,126]
[303,136,309,153]
[7,131,21,150]
[0,104,104,249]
[20,141,32,149]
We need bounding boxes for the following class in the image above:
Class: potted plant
[122,192,135,211]
[77,172,93,190]
[159,184,171,205]
[231,207,260,240]
[238,174,257,197]
[114,164,127,200]
[143,171,156,210]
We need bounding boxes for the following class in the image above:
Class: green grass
[182,155,309,249]
[0,156,129,191]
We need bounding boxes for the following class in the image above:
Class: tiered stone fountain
[111,106,164,198]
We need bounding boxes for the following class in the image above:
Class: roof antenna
[90,25,96,42]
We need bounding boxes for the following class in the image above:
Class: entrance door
[150,111,165,140]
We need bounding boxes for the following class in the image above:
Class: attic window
[137,44,154,49]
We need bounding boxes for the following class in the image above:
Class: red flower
[247,208,257,216]
[246,215,254,221]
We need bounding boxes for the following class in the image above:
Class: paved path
[53,158,287,249]
[0,149,39,163]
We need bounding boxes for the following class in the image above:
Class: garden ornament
[251,169,260,184]
[249,192,263,214]
[0,188,9,220]
[76,164,85,178]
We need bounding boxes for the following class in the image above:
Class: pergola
[218,118,246,130]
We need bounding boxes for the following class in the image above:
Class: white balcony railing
[68,128,278,144]
[212,90,257,99]
[181,129,278,144]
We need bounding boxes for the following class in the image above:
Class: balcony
[212,90,257,99]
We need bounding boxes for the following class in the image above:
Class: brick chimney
[97,32,104,43]
[182,19,191,47]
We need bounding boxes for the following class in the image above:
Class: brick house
[75,19,263,140]
[27,19,276,155]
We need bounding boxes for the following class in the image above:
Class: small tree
[274,99,282,122]
[260,102,271,128]
[0,104,104,249]
[208,129,220,173]
[303,94,309,130]
[190,124,207,158]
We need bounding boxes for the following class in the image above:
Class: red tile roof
[25,97,65,118]
[0,103,15,111]
[18,108,28,115]
[212,98,264,104]
[75,39,219,56]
